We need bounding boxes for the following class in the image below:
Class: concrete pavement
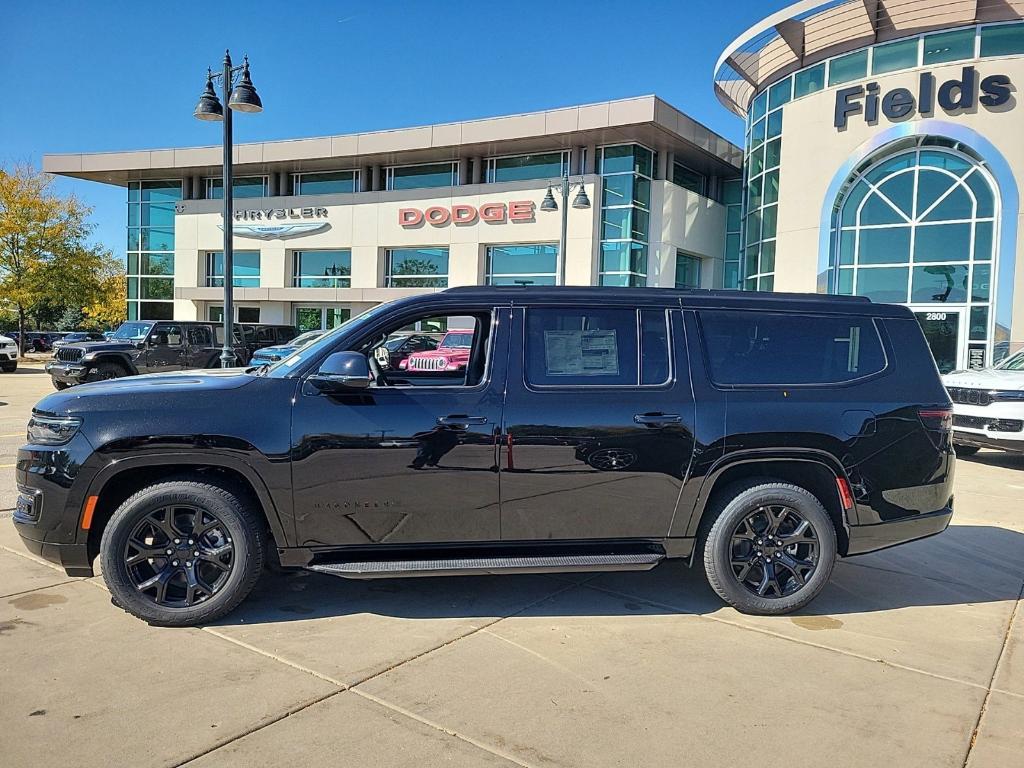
[1,369,1022,767]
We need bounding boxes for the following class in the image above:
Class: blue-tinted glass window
[675,252,702,288]
[828,50,868,86]
[207,251,260,287]
[794,64,825,98]
[295,171,357,195]
[385,247,449,287]
[911,265,969,302]
[981,22,1024,56]
[768,77,792,110]
[856,267,909,303]
[923,28,975,64]
[872,38,919,74]
[387,163,456,191]
[489,152,565,183]
[294,250,352,287]
[207,176,266,199]
[858,226,911,264]
[914,223,972,262]
[486,244,557,285]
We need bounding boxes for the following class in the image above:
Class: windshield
[440,332,474,349]
[997,349,1024,371]
[261,301,398,377]
[111,322,154,340]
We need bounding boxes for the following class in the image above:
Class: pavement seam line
[962,578,1024,768]
[351,688,537,768]
[0,578,79,600]
[180,578,585,768]
[579,581,993,692]
[0,542,69,574]
[170,688,346,768]
[199,627,350,688]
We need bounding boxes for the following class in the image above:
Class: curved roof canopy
[715,0,1024,118]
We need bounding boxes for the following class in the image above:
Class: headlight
[27,414,82,445]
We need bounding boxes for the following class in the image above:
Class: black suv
[46,320,245,388]
[14,287,955,626]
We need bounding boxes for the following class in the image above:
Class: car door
[290,303,510,547]
[500,304,695,541]
[184,325,215,368]
[145,324,185,372]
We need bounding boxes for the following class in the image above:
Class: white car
[943,349,1024,455]
[0,334,17,373]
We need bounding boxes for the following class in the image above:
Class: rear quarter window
[699,310,886,386]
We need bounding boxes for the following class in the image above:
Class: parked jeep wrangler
[45,320,245,388]
[15,287,955,626]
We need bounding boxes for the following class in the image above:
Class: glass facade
[671,162,706,195]
[487,152,568,183]
[386,163,457,191]
[743,83,784,290]
[486,244,557,285]
[126,180,180,320]
[598,145,653,286]
[293,250,351,287]
[385,247,449,287]
[294,306,351,332]
[293,171,357,195]
[675,251,702,288]
[722,179,743,289]
[828,139,998,363]
[205,176,268,199]
[206,251,261,288]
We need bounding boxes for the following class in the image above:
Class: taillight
[836,477,855,511]
[918,406,953,432]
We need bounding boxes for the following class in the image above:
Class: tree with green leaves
[0,165,101,356]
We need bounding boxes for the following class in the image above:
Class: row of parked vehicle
[2,330,110,354]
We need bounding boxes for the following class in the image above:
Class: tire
[86,361,127,382]
[703,481,837,615]
[1,363,15,373]
[99,479,266,626]
[52,379,70,390]
[954,444,981,456]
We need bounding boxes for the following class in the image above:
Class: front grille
[947,387,993,406]
[55,347,84,363]
[953,415,1024,432]
[407,357,447,371]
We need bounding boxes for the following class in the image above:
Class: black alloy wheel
[101,479,265,626]
[703,481,837,615]
[728,504,819,598]
[586,448,639,471]
[123,504,235,608]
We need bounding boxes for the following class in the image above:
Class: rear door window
[525,307,670,387]
[699,310,886,386]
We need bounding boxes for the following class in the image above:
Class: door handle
[437,415,488,427]
[634,413,682,427]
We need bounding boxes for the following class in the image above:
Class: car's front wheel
[1,362,16,373]
[703,482,837,615]
[86,361,128,382]
[100,479,266,626]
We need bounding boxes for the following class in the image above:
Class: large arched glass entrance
[827,137,998,373]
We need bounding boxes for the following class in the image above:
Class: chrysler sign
[224,206,330,240]
[399,200,535,227]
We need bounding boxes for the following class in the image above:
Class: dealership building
[43,97,742,333]
[715,0,1024,370]
[43,0,1024,371]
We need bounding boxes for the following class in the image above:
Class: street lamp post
[193,50,263,369]
[539,170,590,285]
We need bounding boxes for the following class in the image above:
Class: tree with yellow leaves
[0,165,95,357]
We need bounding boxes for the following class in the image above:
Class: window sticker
[543,330,619,376]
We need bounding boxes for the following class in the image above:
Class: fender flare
[82,450,291,549]
[685,448,853,539]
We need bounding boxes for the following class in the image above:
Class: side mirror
[310,351,372,392]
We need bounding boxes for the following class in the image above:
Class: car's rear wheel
[86,361,127,382]
[954,443,981,456]
[703,482,837,615]
[100,479,265,626]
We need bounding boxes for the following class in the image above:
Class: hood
[0,335,13,344]
[942,367,1024,391]
[33,369,257,416]
[68,340,139,353]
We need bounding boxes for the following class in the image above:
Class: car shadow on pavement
[5,366,49,376]
[211,523,1024,627]
[959,451,1024,470]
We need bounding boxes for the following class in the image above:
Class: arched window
[827,137,997,367]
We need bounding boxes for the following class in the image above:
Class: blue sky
[0,0,781,260]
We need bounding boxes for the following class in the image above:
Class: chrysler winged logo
[221,221,330,240]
